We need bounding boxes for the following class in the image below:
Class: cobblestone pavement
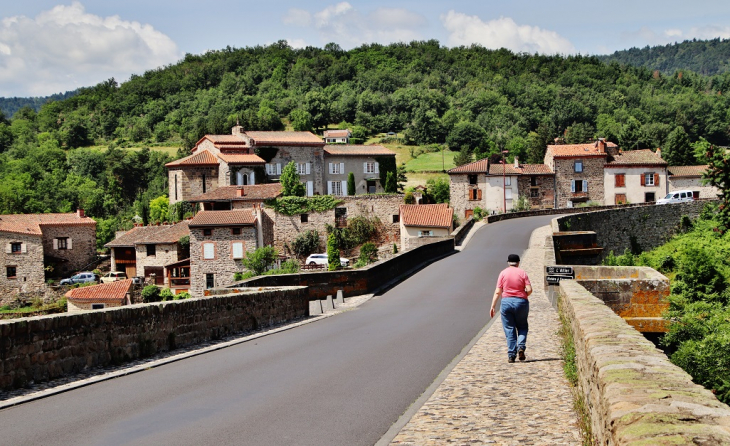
[390,225,581,446]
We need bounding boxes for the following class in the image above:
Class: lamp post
[502,149,509,213]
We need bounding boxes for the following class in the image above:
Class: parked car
[131,276,144,285]
[100,271,127,283]
[60,272,98,286]
[305,253,349,267]
[657,190,695,205]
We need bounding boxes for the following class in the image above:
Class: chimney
[596,138,606,153]
[656,147,662,159]
[232,125,244,136]
[513,156,519,168]
[76,208,85,218]
[237,187,245,197]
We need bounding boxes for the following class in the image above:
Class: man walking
[490,254,532,363]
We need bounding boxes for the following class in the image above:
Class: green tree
[149,196,169,223]
[664,126,694,166]
[291,229,320,258]
[385,171,396,193]
[426,177,450,203]
[453,148,472,166]
[446,121,487,153]
[289,108,313,132]
[705,145,730,233]
[327,232,340,271]
[241,246,279,276]
[619,116,643,149]
[280,161,305,197]
[347,172,356,196]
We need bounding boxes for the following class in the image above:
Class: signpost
[545,266,574,286]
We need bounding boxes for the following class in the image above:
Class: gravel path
[390,225,581,445]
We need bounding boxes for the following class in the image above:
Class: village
[0,126,716,312]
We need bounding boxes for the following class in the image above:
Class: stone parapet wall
[558,280,730,444]
[0,286,308,391]
[554,200,714,259]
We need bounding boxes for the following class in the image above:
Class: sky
[1,1,730,98]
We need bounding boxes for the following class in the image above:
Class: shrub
[234,271,256,281]
[174,291,191,300]
[404,191,415,204]
[159,288,174,301]
[291,230,320,258]
[264,259,300,275]
[241,246,279,276]
[393,243,398,254]
[327,233,340,271]
[358,242,378,265]
[141,285,161,303]
[473,207,485,221]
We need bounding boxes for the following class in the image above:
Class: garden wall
[0,286,307,391]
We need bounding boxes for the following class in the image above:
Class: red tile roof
[448,158,489,174]
[105,221,190,247]
[546,141,617,158]
[400,204,453,229]
[323,129,351,138]
[188,184,283,202]
[165,150,220,167]
[668,165,708,177]
[518,164,553,175]
[244,131,324,146]
[488,164,523,175]
[0,212,96,236]
[323,144,395,156]
[65,279,133,303]
[188,210,257,227]
[218,154,266,164]
[605,149,667,167]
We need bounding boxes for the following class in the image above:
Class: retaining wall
[558,280,730,444]
[0,286,307,391]
[233,238,455,300]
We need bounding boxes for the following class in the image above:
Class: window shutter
[363,162,367,173]
[571,180,576,193]
[277,163,281,175]
[340,163,345,174]
[250,171,255,185]
[640,174,645,186]
[67,238,73,250]
[582,180,588,192]
[654,173,660,186]
[374,162,379,174]
[53,239,58,250]
[203,243,215,259]
[21,243,27,253]
[307,181,313,197]
[5,244,10,254]
[329,163,333,174]
[341,181,348,196]
[232,242,244,259]
[477,189,482,200]
[305,163,311,175]
[327,181,333,195]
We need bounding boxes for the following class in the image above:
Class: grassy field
[85,144,183,157]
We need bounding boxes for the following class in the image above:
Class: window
[206,273,215,289]
[645,192,656,202]
[571,180,588,193]
[505,189,513,200]
[146,245,156,257]
[330,163,343,174]
[504,177,512,186]
[530,188,539,198]
[174,174,178,201]
[418,230,433,237]
[203,243,215,260]
[266,163,280,175]
[7,266,16,278]
[364,162,375,174]
[574,160,583,173]
[392,215,400,223]
[330,181,342,196]
[203,229,212,236]
[11,243,21,253]
[468,175,478,185]
[91,303,105,310]
[301,214,309,223]
[530,176,538,187]
[232,242,244,259]
[57,238,68,250]
[232,228,241,235]
[202,174,207,193]
[298,163,310,175]
[615,174,625,187]
[615,194,627,205]
[644,173,655,186]
[468,188,481,201]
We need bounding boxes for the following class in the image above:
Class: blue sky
[1,1,730,97]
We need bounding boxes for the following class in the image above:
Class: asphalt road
[0,215,554,446]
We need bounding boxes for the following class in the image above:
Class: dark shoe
[518,348,526,361]
[508,356,516,363]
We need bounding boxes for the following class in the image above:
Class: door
[125,265,137,279]
[465,209,474,219]
[367,180,376,194]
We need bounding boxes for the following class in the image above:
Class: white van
[656,190,695,205]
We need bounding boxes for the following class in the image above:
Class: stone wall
[189,226,258,298]
[322,156,387,195]
[554,200,712,259]
[0,233,46,303]
[41,224,97,275]
[517,175,554,209]
[554,157,605,208]
[0,286,308,391]
[168,166,219,205]
[669,177,719,199]
[269,146,325,195]
[557,280,730,444]
[449,173,487,220]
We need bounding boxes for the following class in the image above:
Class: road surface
[0,215,554,446]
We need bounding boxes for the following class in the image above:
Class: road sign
[546,275,573,285]
[546,266,574,276]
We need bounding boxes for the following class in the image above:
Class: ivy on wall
[266,196,343,216]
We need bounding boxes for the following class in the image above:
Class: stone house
[544,140,618,208]
[106,221,190,286]
[668,165,718,198]
[322,145,395,195]
[399,204,454,251]
[188,209,258,298]
[323,129,351,144]
[189,184,283,211]
[603,149,668,204]
[515,164,555,209]
[167,126,396,203]
[0,210,96,297]
[65,279,133,313]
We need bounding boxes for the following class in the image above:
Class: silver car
[305,253,349,267]
[60,272,98,285]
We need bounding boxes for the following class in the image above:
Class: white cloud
[440,11,575,55]
[286,38,308,49]
[0,2,180,97]
[281,3,428,48]
[620,25,730,48]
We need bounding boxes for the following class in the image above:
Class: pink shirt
[497,266,531,299]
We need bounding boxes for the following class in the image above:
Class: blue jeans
[501,297,529,358]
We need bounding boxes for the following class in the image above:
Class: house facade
[66,279,133,312]
[668,165,718,198]
[399,204,454,251]
[188,210,258,298]
[0,210,96,297]
[603,149,668,204]
[323,129,351,144]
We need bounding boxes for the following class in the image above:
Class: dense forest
[600,38,730,76]
[1,39,730,246]
[0,90,78,118]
